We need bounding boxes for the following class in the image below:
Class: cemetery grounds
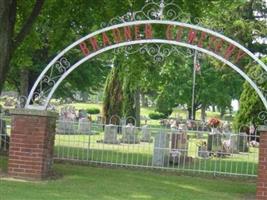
[0,103,258,199]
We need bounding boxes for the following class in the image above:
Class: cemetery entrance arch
[8,2,267,198]
[25,20,267,111]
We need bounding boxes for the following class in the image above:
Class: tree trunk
[135,89,140,127]
[0,0,45,94]
[122,79,136,124]
[19,69,29,97]
[0,0,16,93]
[201,105,206,122]
[102,66,123,124]
[187,108,192,120]
[188,106,196,120]
[141,93,148,107]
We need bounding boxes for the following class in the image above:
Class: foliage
[2,0,266,124]
[148,112,166,120]
[0,0,45,93]
[148,54,243,119]
[5,0,133,96]
[102,63,123,124]
[234,57,267,130]
[86,108,100,115]
[122,78,137,118]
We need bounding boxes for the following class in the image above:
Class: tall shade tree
[5,0,134,98]
[0,0,45,93]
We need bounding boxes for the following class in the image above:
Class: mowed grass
[54,132,258,176]
[54,145,258,176]
[0,156,256,200]
[58,102,222,124]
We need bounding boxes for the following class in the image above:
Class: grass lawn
[0,102,226,128]
[58,102,223,123]
[0,156,256,200]
[54,132,258,176]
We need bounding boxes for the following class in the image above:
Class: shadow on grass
[0,154,256,200]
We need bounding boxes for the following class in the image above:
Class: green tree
[103,60,123,124]
[235,58,267,130]
[0,0,45,93]
[5,0,133,98]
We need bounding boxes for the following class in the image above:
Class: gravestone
[78,118,91,134]
[222,122,231,134]
[57,106,77,134]
[169,129,188,163]
[78,109,88,119]
[229,134,239,153]
[140,125,152,142]
[170,130,188,155]
[198,145,209,158]
[152,132,170,167]
[121,119,127,135]
[57,116,76,134]
[207,132,223,153]
[121,124,139,144]
[104,124,119,144]
[238,133,249,152]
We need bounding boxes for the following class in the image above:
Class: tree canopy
[0,0,266,124]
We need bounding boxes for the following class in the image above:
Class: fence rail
[0,113,259,177]
[0,113,10,153]
[54,120,259,177]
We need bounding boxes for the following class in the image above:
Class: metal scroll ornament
[33,57,71,105]
[258,111,267,125]
[101,0,189,28]
[114,44,195,63]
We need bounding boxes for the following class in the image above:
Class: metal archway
[25,20,267,110]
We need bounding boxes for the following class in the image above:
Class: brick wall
[8,109,57,180]
[257,127,267,200]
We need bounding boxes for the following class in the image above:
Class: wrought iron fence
[0,111,11,153]
[0,108,259,178]
[54,119,259,177]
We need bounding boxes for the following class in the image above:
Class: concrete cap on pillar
[257,125,267,132]
[9,108,58,118]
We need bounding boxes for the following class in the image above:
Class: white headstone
[78,118,91,134]
[104,124,119,144]
[140,125,152,142]
[229,134,239,153]
[121,124,139,144]
[152,132,170,167]
[57,117,76,134]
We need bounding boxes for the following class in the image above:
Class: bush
[148,112,166,120]
[86,108,100,115]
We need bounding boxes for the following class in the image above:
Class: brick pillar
[257,126,267,200]
[8,109,57,180]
